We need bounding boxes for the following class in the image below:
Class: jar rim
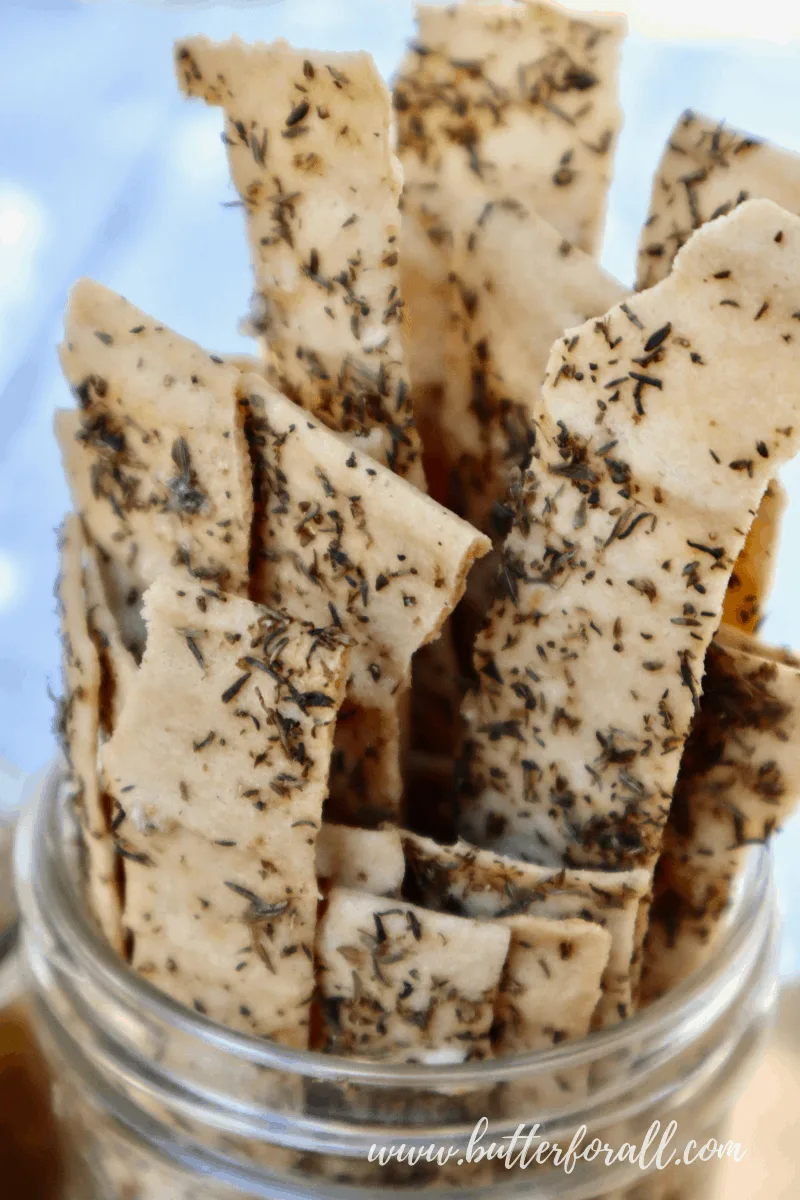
[16,760,776,1088]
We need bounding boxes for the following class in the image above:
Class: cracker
[326,699,404,826]
[315,823,404,897]
[242,376,490,817]
[395,2,625,410]
[118,820,316,1045]
[316,886,510,1061]
[402,832,649,1027]
[722,479,786,635]
[56,515,123,952]
[101,576,349,1044]
[642,633,800,1002]
[445,198,627,534]
[460,199,800,872]
[637,111,800,290]
[496,913,610,1053]
[58,279,252,598]
[175,37,423,483]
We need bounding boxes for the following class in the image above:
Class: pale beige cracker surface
[101,576,349,1043]
[496,913,610,1053]
[402,832,649,1027]
[57,515,123,952]
[722,479,787,635]
[461,199,800,872]
[445,197,627,535]
[176,36,423,483]
[642,633,800,1003]
[396,1,625,410]
[637,110,800,290]
[315,823,405,897]
[316,886,510,1060]
[58,279,252,599]
[118,819,318,1045]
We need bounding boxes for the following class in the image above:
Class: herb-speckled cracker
[316,822,405,897]
[642,632,800,1002]
[242,377,490,818]
[101,576,349,1043]
[175,36,422,483]
[461,199,800,872]
[58,279,252,599]
[722,479,786,635]
[496,914,610,1053]
[57,515,123,951]
[316,886,510,1060]
[637,111,800,290]
[118,819,318,1044]
[395,2,624,422]
[403,832,648,1027]
[445,198,627,534]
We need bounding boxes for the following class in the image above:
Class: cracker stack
[52,5,800,1083]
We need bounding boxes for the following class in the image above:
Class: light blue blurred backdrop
[2,0,799,967]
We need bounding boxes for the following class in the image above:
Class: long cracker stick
[395,2,625,453]
[446,198,627,535]
[56,515,123,952]
[242,376,490,819]
[642,632,800,1003]
[175,36,423,484]
[636,111,800,291]
[637,113,800,636]
[402,832,649,1027]
[316,887,510,1061]
[316,823,405,897]
[102,576,349,1045]
[460,199,800,872]
[58,280,253,601]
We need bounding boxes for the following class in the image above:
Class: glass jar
[15,765,779,1199]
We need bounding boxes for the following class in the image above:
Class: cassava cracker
[315,822,405,897]
[637,111,800,290]
[58,279,252,599]
[402,832,649,1027]
[57,515,123,951]
[118,820,317,1044]
[316,886,510,1060]
[461,199,800,872]
[722,478,786,635]
[101,576,349,1044]
[642,632,800,1003]
[241,376,490,817]
[496,913,610,1053]
[395,2,624,417]
[175,36,423,482]
[445,197,627,534]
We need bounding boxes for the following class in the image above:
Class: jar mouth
[16,760,777,1087]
